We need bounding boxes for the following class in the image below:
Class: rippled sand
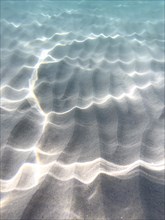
[0,1,165,219]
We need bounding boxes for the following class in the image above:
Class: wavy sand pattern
[0,1,165,220]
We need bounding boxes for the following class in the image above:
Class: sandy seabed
[0,1,165,219]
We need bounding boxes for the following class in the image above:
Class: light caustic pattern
[0,1,165,220]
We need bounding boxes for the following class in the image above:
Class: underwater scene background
[0,0,164,219]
